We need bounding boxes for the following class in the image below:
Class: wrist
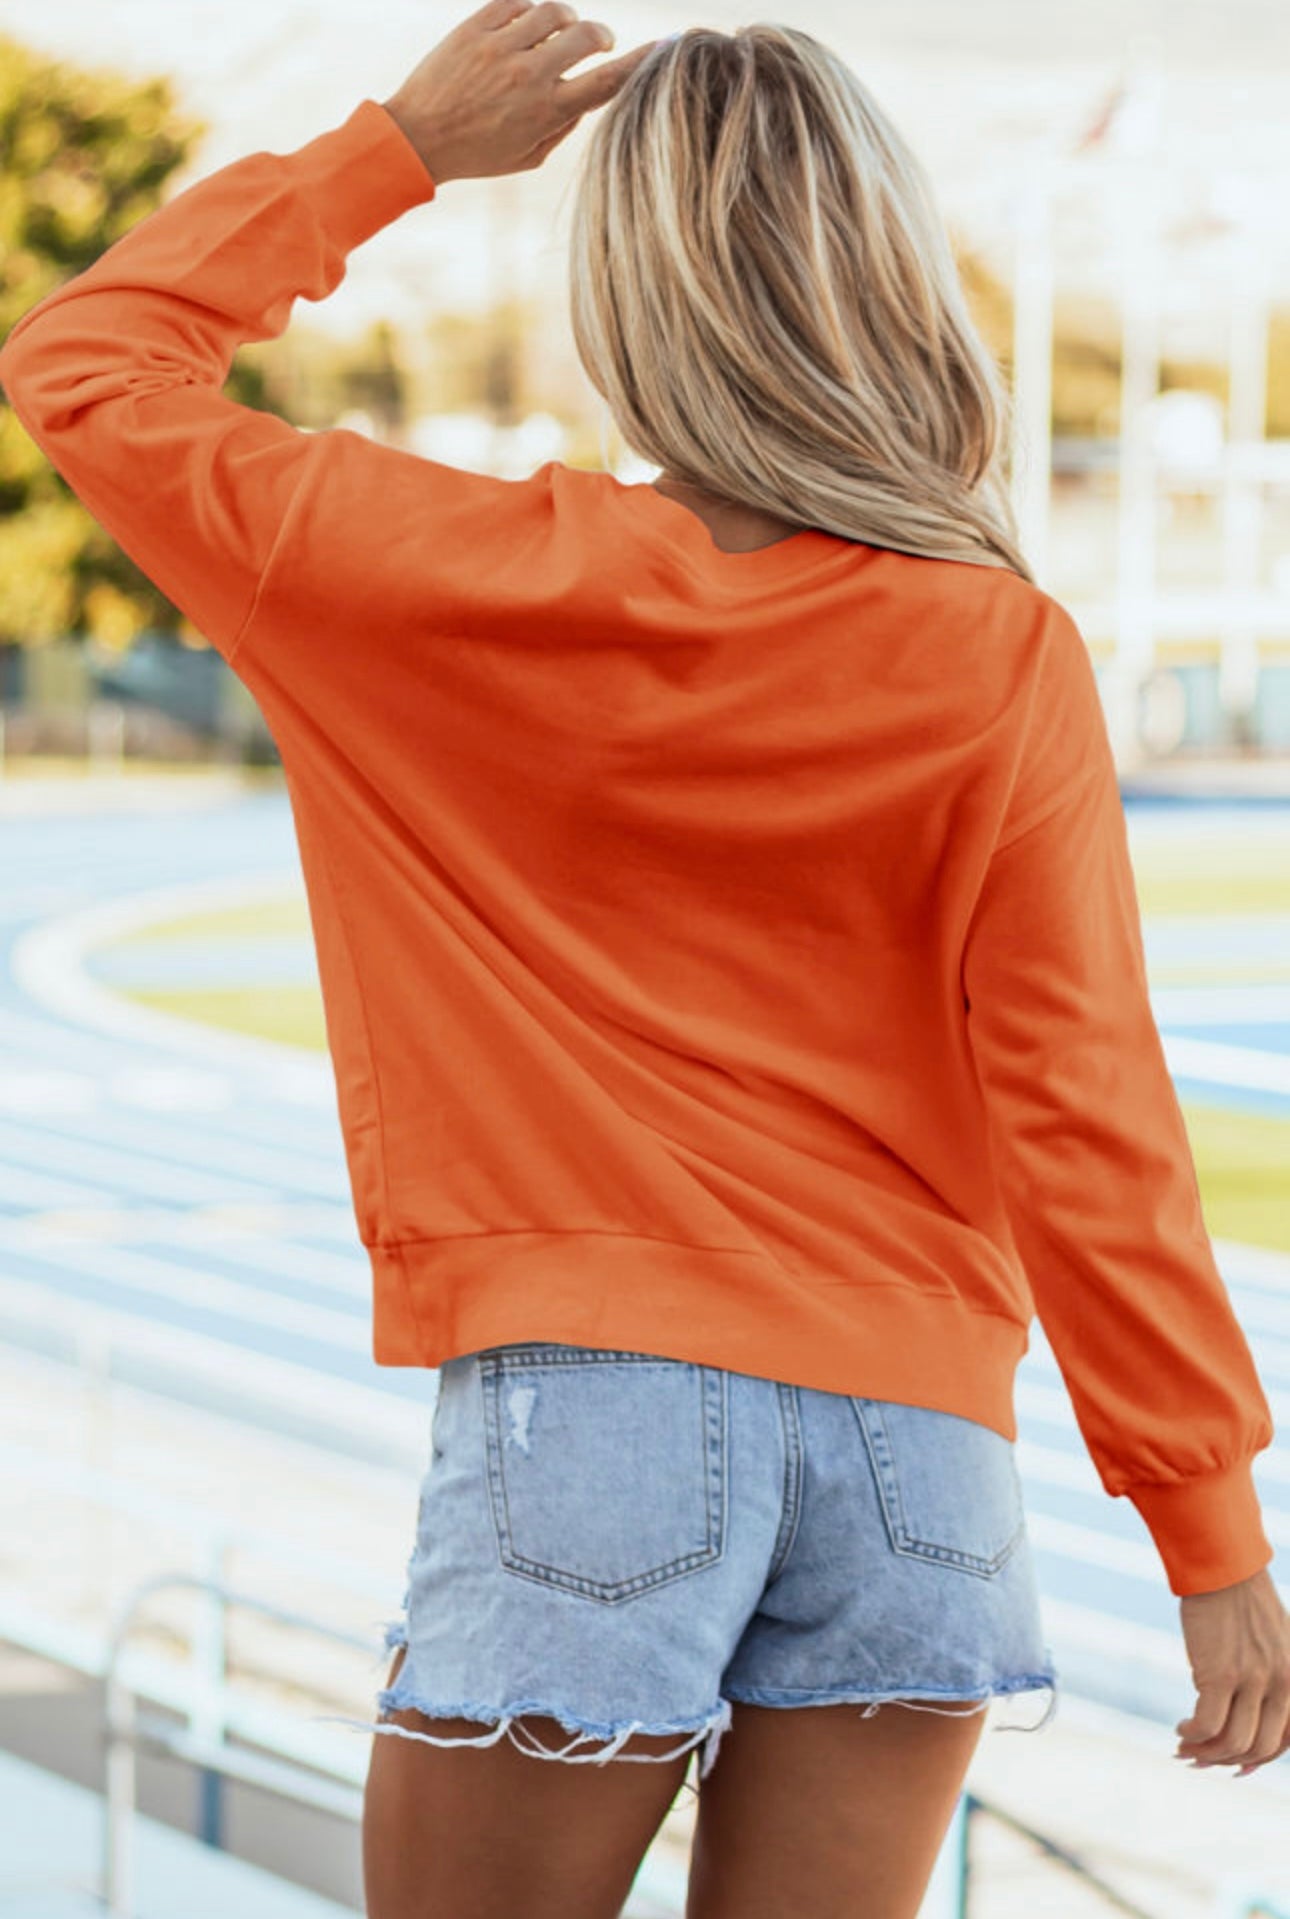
[379,97,446,186]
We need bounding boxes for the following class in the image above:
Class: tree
[0,34,276,651]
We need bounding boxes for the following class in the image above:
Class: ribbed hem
[1125,1458,1274,1597]
[366,1228,1030,1440]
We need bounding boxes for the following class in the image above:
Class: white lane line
[0,993,331,1104]
[1016,1370,1290,1440]
[0,1203,369,1296]
[0,1118,275,1206]
[1215,1290,1290,1337]
[0,1066,240,1116]
[2,1205,370,1312]
[0,1165,124,1209]
[1019,1430,1290,1496]
[1215,1239,1290,1291]
[108,1065,238,1112]
[8,1236,368,1349]
[0,1070,100,1115]
[1154,985,1290,1023]
[0,1006,144,1067]
[0,1272,429,1463]
[0,1199,358,1245]
[7,1205,365,1284]
[0,1031,338,1149]
[0,1060,221,1126]
[0,772,250,818]
[180,1234,369,1298]
[1025,1513,1163,1579]
[1038,1596,1189,1674]
[21,1107,345,1197]
[9,872,326,1075]
[1016,1437,1103,1495]
[1030,1502,1290,1570]
[1164,1031,1290,1094]
[185,1113,342,1167]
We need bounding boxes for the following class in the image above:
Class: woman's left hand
[383,0,659,186]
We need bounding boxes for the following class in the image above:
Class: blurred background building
[4,0,1290,769]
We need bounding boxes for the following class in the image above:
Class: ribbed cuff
[1125,1458,1274,1597]
[288,98,437,258]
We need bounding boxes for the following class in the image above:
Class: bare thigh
[362,1647,695,1919]
[685,1698,987,1919]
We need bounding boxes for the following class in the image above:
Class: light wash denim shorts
[360,1341,1058,1786]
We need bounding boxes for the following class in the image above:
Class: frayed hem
[722,1675,1059,1734]
[317,1691,734,1782]
[993,1678,1059,1733]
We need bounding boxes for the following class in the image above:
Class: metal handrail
[97,1564,692,1919]
[957,1790,1163,1919]
[101,1569,375,1918]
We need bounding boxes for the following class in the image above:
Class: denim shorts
[355,1341,1058,1786]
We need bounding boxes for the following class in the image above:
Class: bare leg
[686,1698,987,1919]
[362,1647,695,1919]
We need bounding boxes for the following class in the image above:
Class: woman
[2,5,1286,1915]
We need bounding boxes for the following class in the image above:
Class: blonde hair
[568,24,1034,582]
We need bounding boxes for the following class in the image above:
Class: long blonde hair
[568,24,1034,582]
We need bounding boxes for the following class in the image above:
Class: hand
[382,0,660,185]
[1175,1565,1290,1776]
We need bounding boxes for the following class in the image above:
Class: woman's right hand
[1175,1565,1290,1775]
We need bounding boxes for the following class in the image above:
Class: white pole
[1219,208,1268,738]
[1010,158,1056,589]
[103,1668,138,1917]
[78,1327,113,1613]
[192,1530,232,1847]
[1109,57,1166,766]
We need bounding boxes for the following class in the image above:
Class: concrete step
[0,1745,354,1918]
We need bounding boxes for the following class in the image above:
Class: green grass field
[95,821,1290,1254]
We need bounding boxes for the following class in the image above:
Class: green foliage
[0,34,269,650]
[0,37,191,324]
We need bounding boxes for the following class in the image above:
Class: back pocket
[480,1345,728,1604]
[850,1396,1026,1579]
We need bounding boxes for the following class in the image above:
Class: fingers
[474,0,539,30]
[1175,1683,1234,1754]
[501,0,588,51]
[1235,1685,1290,1775]
[498,1,655,83]
[552,35,660,115]
[399,0,649,185]
[503,0,565,49]
[1177,1677,1290,1773]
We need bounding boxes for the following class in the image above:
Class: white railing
[101,1570,371,1917]
[0,1441,691,1918]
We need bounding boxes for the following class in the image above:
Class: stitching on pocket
[481,1354,728,1603]
[850,1396,1025,1580]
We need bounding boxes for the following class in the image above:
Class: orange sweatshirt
[0,97,1276,1599]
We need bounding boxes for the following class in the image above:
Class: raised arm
[0,99,440,666]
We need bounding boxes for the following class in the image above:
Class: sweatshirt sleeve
[961,602,1276,1599]
[0,98,442,666]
